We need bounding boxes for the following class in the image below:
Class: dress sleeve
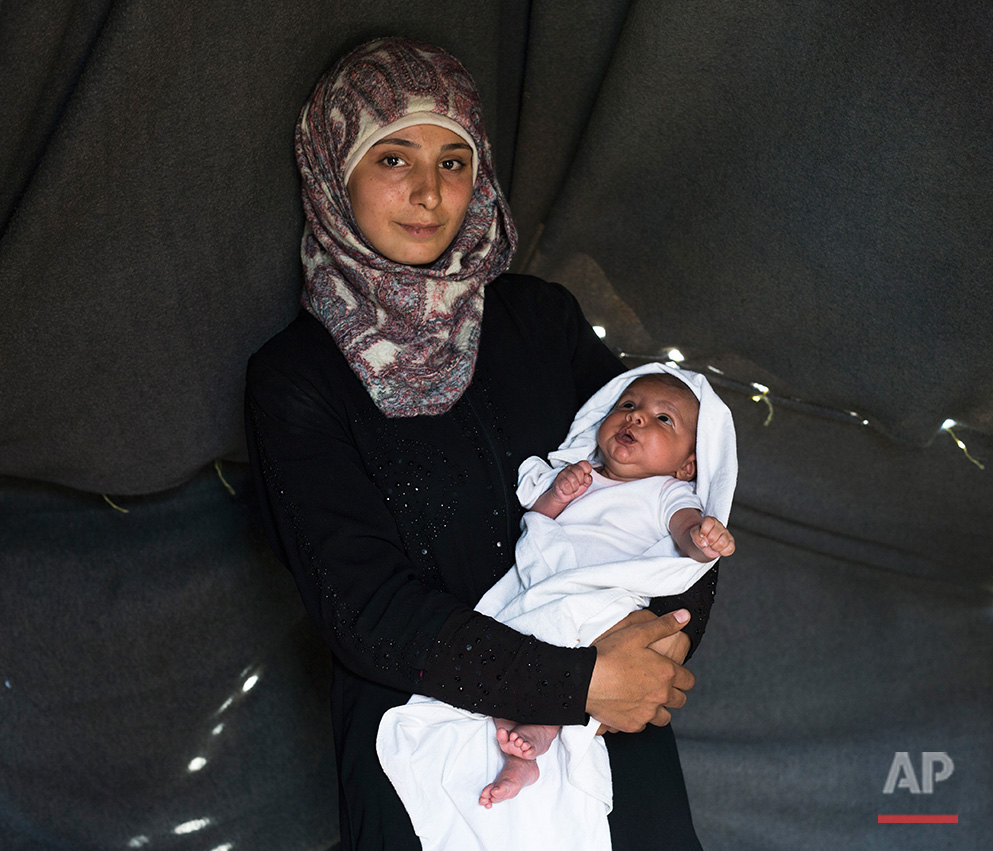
[647,564,719,661]
[245,350,595,726]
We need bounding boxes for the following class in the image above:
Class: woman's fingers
[651,707,672,728]
[627,609,691,645]
[586,610,694,732]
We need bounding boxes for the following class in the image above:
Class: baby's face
[596,375,698,482]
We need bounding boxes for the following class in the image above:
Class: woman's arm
[248,362,691,730]
[245,346,596,726]
[646,564,719,661]
[246,284,706,730]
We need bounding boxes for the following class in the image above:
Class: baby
[479,371,735,807]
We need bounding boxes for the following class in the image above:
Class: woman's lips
[398,222,443,238]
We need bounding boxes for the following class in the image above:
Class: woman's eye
[381,154,406,168]
[440,158,466,171]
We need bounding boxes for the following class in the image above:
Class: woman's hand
[587,609,695,733]
[593,608,691,665]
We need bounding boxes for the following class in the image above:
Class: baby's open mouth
[616,429,636,445]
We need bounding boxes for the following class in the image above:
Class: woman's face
[347,123,475,265]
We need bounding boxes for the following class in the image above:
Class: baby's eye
[619,401,634,409]
[657,414,672,425]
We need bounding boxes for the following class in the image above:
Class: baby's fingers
[571,462,593,488]
[556,464,592,497]
[692,522,717,545]
[706,526,735,556]
[693,520,735,558]
[568,463,593,487]
[563,471,586,493]
[696,516,717,536]
[715,534,736,556]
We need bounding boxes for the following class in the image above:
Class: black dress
[246,274,713,850]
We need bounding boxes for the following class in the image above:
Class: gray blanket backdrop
[2,1,990,848]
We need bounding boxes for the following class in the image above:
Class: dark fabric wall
[0,466,338,850]
[523,1,993,446]
[2,1,990,849]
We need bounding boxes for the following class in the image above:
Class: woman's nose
[410,165,441,209]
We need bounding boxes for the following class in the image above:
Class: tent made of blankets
[2,2,990,849]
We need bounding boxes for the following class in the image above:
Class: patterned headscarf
[295,37,518,417]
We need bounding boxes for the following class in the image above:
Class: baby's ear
[676,454,697,482]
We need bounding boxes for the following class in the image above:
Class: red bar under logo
[877,815,958,824]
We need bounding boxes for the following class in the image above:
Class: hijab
[295,37,518,417]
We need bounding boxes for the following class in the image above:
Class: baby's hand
[691,516,735,559]
[553,461,594,501]
[531,461,594,520]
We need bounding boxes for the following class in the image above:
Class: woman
[246,37,715,850]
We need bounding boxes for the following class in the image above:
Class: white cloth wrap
[377,363,737,851]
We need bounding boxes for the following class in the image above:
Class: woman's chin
[380,242,448,266]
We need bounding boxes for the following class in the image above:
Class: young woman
[246,37,714,851]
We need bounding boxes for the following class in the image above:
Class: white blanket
[377,363,737,851]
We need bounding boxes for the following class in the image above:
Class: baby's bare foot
[495,725,532,759]
[502,729,535,759]
[497,723,561,760]
[478,756,539,808]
